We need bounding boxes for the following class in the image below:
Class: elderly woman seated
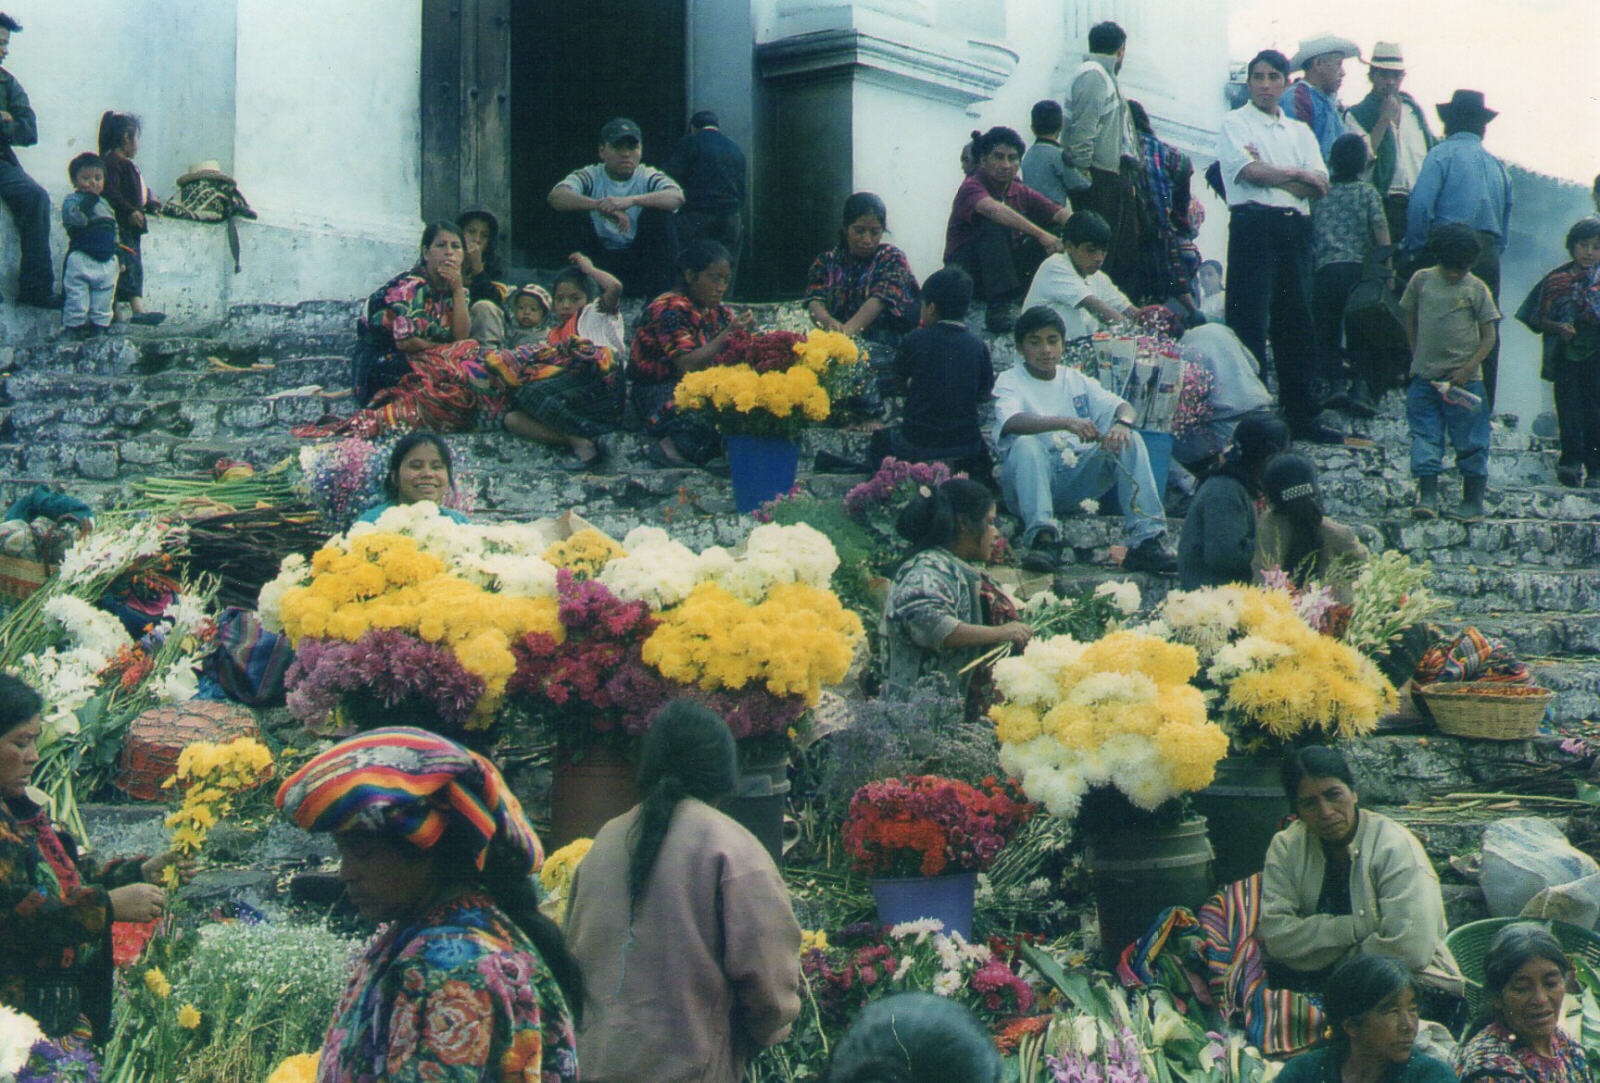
[1260,746,1465,1024]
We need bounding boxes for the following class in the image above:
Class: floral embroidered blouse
[628,291,731,385]
[802,244,920,331]
[317,892,579,1083]
[1455,1022,1592,1083]
[0,794,144,1040]
[368,272,458,348]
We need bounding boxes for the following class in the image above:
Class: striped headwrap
[275,727,543,874]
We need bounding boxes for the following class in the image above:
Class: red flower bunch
[969,957,1036,1014]
[509,570,666,740]
[716,329,806,373]
[843,775,1032,878]
[101,644,155,692]
[801,941,896,1027]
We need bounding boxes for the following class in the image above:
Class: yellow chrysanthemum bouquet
[1156,585,1397,752]
[673,329,862,441]
[990,631,1229,819]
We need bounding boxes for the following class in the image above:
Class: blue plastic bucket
[725,435,801,513]
[869,871,977,937]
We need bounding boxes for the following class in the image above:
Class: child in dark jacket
[869,265,995,477]
[98,111,164,325]
[60,153,118,337]
[1535,218,1600,488]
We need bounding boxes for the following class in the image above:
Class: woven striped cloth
[276,726,543,874]
[1415,627,1530,686]
[1197,874,1325,1056]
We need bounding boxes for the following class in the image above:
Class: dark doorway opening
[509,0,688,269]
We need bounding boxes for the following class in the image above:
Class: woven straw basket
[1416,681,1552,740]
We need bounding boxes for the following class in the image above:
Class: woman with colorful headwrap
[276,727,581,1082]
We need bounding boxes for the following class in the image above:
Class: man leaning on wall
[0,12,55,309]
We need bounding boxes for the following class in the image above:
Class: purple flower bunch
[300,438,386,529]
[843,457,965,525]
[17,1039,102,1083]
[1046,1027,1151,1083]
[285,629,485,734]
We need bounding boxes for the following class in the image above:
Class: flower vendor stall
[674,329,865,511]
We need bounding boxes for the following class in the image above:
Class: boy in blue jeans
[60,152,118,339]
[1401,222,1499,521]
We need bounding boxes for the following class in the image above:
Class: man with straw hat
[1403,90,1510,409]
[1282,33,1361,162]
[1348,42,1437,244]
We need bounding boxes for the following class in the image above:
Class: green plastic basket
[1445,917,1600,1018]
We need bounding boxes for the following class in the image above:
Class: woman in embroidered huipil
[881,478,1033,717]
[803,192,920,345]
[277,727,582,1083]
[1456,923,1592,1083]
[0,675,174,1042]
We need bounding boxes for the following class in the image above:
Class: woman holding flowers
[628,239,757,467]
[354,432,470,525]
[1261,746,1463,1021]
[0,675,178,1042]
[276,727,582,1082]
[1276,955,1454,1083]
[564,701,801,1082]
[1254,455,1369,604]
[1456,923,1591,1083]
[804,192,921,344]
[882,479,1032,716]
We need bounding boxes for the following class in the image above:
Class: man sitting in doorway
[549,117,684,298]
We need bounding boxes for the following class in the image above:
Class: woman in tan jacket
[1261,746,1465,1026]
[564,701,802,1081]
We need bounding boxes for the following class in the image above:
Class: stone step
[1465,612,1600,659]
[1374,517,1600,566]
[2,393,337,442]
[1424,566,1600,614]
[1531,659,1600,723]
[3,358,351,405]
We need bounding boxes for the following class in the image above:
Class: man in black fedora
[1403,90,1510,408]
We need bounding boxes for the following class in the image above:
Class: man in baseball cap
[549,117,684,296]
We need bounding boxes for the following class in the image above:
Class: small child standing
[1020,99,1073,207]
[1401,222,1500,522]
[98,111,165,325]
[60,153,119,338]
[1535,218,1600,488]
[869,265,995,477]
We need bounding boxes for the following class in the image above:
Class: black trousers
[1553,356,1600,472]
[1071,163,1140,295]
[1224,205,1319,428]
[1312,261,1363,385]
[582,207,679,299]
[949,214,1049,302]
[676,207,742,285]
[0,157,53,301]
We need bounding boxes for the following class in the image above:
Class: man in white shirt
[992,305,1176,574]
[1023,210,1139,340]
[1216,49,1341,444]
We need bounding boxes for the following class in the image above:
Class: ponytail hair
[97,111,140,156]
[626,700,738,917]
[895,478,993,553]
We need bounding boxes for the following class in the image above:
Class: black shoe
[1344,381,1379,419]
[1020,527,1063,573]
[128,311,167,326]
[1122,536,1178,575]
[1557,464,1583,488]
[17,292,63,310]
[1412,475,1440,519]
[1291,422,1347,445]
[814,449,871,474]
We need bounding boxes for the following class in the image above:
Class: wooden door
[421,0,514,226]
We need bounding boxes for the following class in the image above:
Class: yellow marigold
[543,530,626,578]
[266,1053,321,1083]
[800,929,830,952]
[540,838,593,898]
[989,703,1044,744]
[178,1003,202,1029]
[144,967,172,998]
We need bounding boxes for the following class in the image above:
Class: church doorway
[509,0,689,267]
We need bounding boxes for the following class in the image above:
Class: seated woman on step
[1253,454,1369,604]
[803,192,921,346]
[881,479,1032,718]
[1260,746,1464,1026]
[0,675,185,1043]
[276,727,583,1081]
[1275,955,1454,1083]
[564,700,801,1082]
[349,221,475,407]
[1455,923,1592,1083]
[629,240,756,467]
[354,432,470,525]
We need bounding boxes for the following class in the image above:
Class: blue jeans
[1000,431,1166,546]
[1406,378,1489,477]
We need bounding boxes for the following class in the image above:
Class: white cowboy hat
[1365,42,1405,72]
[1289,34,1361,72]
[177,160,232,185]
